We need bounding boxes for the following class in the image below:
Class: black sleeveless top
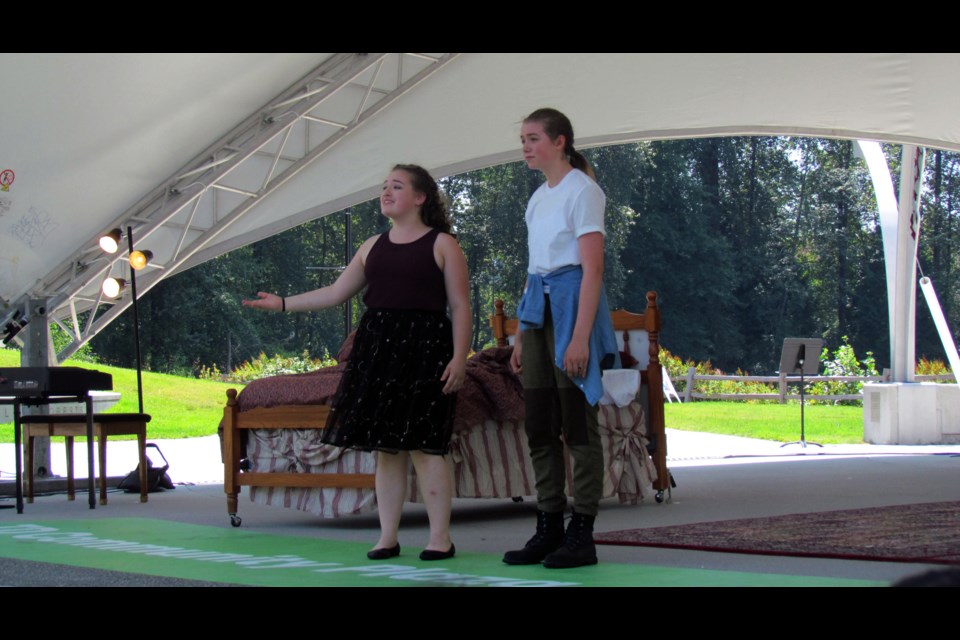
[363,228,447,312]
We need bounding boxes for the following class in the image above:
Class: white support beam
[892,146,925,381]
[856,142,926,381]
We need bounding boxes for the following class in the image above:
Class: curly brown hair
[392,164,452,234]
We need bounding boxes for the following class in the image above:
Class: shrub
[698,369,778,402]
[808,337,877,404]
[660,347,777,402]
[50,324,97,363]
[664,342,949,405]
[658,347,695,388]
[197,363,223,381]
[199,350,337,384]
[917,357,953,377]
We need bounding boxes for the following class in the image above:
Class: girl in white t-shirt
[504,108,614,569]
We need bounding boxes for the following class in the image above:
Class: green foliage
[917,357,952,376]
[658,347,694,386]
[50,324,97,363]
[196,362,222,381]
[809,336,878,402]
[443,164,532,348]
[659,347,724,393]
[660,347,777,401]
[695,370,778,402]
[916,150,960,364]
[790,140,887,366]
[200,350,338,384]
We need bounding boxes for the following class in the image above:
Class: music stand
[779,338,823,449]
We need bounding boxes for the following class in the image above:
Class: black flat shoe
[419,544,455,561]
[367,544,400,560]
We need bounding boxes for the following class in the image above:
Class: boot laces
[526,511,562,547]
[562,514,593,547]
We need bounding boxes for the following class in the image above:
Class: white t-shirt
[525,168,606,275]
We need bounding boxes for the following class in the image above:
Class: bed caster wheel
[511,496,523,503]
[230,514,242,527]
[655,491,665,503]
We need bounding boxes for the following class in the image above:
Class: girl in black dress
[245,164,470,561]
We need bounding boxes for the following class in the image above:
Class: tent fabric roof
[3,53,959,353]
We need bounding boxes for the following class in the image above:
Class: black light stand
[779,338,823,449]
[126,226,144,414]
[344,210,352,337]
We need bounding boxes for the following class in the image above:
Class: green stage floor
[0,518,881,587]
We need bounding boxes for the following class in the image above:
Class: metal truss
[14,53,459,362]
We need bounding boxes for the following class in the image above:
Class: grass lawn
[664,400,865,444]
[1,348,238,442]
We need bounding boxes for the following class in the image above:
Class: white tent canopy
[3,53,959,361]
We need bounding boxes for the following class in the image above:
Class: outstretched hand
[440,358,466,394]
[243,292,283,312]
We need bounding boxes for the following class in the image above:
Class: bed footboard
[223,388,375,526]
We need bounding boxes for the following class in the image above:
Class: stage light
[102,277,127,299]
[129,250,153,271]
[99,228,122,254]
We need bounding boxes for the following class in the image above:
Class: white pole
[855,142,925,382]
[918,277,960,386]
[855,141,902,378]
[893,146,924,382]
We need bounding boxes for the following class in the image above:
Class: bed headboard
[610,292,661,370]
[490,291,661,370]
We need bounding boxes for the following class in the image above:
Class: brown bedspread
[236,363,347,411]
[236,346,525,433]
[454,346,524,429]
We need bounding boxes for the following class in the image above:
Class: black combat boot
[543,512,597,568]
[502,510,565,565]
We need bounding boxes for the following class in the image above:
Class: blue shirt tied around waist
[517,265,621,406]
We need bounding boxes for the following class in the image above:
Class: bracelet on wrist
[282,297,286,312]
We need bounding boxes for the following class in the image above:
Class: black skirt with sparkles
[321,308,455,455]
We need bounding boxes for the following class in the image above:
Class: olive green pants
[522,303,603,516]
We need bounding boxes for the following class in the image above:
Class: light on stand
[98,226,151,414]
[99,228,122,254]
[102,277,127,299]
[129,250,153,271]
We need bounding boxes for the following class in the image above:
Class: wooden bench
[20,413,151,505]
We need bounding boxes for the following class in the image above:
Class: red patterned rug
[595,501,960,564]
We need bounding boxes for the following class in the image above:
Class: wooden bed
[222,292,671,527]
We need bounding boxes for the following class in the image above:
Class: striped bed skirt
[246,402,655,518]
